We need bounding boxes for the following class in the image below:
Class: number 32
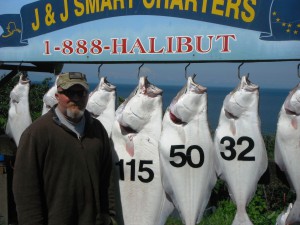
[220,136,255,161]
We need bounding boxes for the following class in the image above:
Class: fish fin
[291,116,298,130]
[276,203,293,225]
[232,208,253,225]
[230,119,236,135]
[125,135,135,157]
[274,139,285,171]
[286,199,300,225]
[125,141,134,157]
[155,193,174,225]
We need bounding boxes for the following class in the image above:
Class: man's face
[55,84,88,122]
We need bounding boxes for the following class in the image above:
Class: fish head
[284,83,300,115]
[169,75,207,124]
[116,76,162,133]
[224,75,259,118]
[86,77,116,116]
[99,76,116,92]
[9,73,30,113]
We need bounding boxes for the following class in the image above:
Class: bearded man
[13,72,115,225]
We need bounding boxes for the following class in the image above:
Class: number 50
[169,145,205,168]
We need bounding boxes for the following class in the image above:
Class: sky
[19,61,300,90]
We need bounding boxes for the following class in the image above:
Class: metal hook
[98,64,103,79]
[298,63,300,78]
[238,62,244,80]
[17,61,22,72]
[185,63,191,79]
[18,61,28,77]
[237,62,250,79]
[138,63,144,78]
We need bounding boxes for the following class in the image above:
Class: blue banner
[18,0,272,39]
[1,0,279,47]
[0,14,28,47]
[260,0,300,41]
[0,0,299,62]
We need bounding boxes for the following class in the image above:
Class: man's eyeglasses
[58,89,87,98]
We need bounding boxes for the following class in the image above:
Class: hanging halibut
[275,83,300,225]
[111,76,173,225]
[159,75,217,225]
[214,76,268,225]
[42,76,58,115]
[5,73,32,146]
[86,77,116,136]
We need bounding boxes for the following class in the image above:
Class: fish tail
[232,208,253,225]
[286,199,300,225]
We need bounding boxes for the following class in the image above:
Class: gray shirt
[55,107,85,139]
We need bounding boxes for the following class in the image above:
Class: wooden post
[0,164,8,225]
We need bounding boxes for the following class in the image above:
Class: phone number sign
[0,0,300,62]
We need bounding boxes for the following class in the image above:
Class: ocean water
[90,83,290,135]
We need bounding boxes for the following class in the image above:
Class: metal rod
[238,62,244,80]
[185,62,191,79]
[138,63,144,78]
[98,64,103,79]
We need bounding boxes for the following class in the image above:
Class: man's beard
[66,108,84,120]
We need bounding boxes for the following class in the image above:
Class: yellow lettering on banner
[32,8,40,31]
[114,0,125,10]
[45,3,56,26]
[156,0,161,8]
[101,0,113,11]
[164,0,169,9]
[170,0,183,10]
[185,0,197,12]
[242,0,256,22]
[60,0,69,22]
[128,0,133,8]
[86,0,99,14]
[143,0,155,9]
[201,0,208,13]
[212,0,224,16]
[225,0,241,19]
[74,0,84,16]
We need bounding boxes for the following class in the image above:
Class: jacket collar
[49,105,94,136]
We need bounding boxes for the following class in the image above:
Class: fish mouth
[285,108,299,116]
[188,75,207,94]
[169,111,184,125]
[101,77,116,92]
[20,75,30,84]
[283,85,300,115]
[224,109,239,119]
[119,124,137,134]
[140,76,163,98]
[232,76,259,93]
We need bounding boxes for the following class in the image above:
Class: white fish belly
[113,131,171,225]
[275,110,300,224]
[6,102,32,146]
[87,91,115,136]
[215,119,268,207]
[159,115,216,225]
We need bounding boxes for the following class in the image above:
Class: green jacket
[13,108,114,225]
